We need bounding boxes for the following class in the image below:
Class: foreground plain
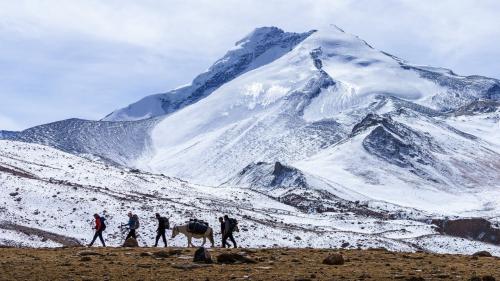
[0,247,498,281]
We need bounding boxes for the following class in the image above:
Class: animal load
[187,220,209,234]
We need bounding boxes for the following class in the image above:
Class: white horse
[171,224,215,248]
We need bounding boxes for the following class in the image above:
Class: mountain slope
[295,107,500,216]
[0,118,161,165]
[2,140,500,255]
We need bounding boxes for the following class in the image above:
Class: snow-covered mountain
[2,140,499,255]
[103,27,314,121]
[1,25,499,251]
[135,26,499,188]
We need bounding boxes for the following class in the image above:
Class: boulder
[322,253,344,265]
[193,247,213,264]
[216,253,256,264]
[472,251,492,257]
[153,249,182,258]
[122,237,139,247]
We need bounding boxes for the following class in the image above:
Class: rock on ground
[322,253,345,265]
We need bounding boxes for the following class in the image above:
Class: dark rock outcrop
[356,115,438,167]
[432,218,500,245]
[453,100,500,116]
[226,161,308,190]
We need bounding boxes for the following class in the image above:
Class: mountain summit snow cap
[234,26,316,48]
[102,26,314,122]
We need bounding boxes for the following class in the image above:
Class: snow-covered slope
[444,100,500,153]
[103,27,314,121]
[2,140,499,255]
[0,117,161,166]
[295,109,500,217]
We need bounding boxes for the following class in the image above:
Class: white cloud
[0,0,499,129]
[0,114,21,131]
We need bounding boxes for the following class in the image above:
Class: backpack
[133,215,140,229]
[229,218,238,231]
[165,217,170,229]
[160,217,170,229]
[100,217,107,231]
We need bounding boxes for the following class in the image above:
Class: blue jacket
[128,217,136,229]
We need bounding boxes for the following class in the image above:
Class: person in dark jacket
[154,213,169,247]
[222,215,237,248]
[219,217,231,248]
[88,213,106,247]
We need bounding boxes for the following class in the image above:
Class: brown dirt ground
[0,247,498,281]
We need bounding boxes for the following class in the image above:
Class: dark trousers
[222,232,237,248]
[155,230,167,247]
[126,229,136,240]
[221,236,231,248]
[90,230,105,246]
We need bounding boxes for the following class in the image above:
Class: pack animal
[171,224,215,247]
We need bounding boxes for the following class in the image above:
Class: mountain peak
[235,26,316,47]
[235,26,284,46]
[103,26,314,121]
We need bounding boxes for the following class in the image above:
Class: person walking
[222,215,237,248]
[219,217,232,248]
[154,213,169,247]
[88,213,106,247]
[124,212,140,241]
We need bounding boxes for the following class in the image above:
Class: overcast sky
[1,0,499,130]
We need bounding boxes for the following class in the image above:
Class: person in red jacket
[88,213,106,247]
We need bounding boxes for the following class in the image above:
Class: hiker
[123,212,140,241]
[88,213,106,247]
[222,215,237,248]
[154,213,169,247]
[219,217,231,248]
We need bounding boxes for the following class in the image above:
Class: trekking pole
[119,224,128,241]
